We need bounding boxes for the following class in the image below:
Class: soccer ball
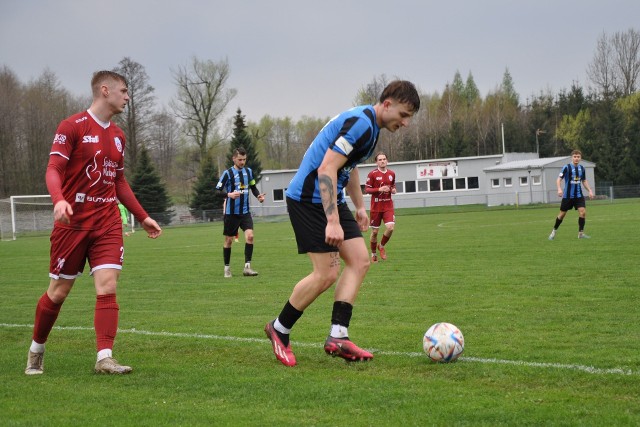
[423,322,464,362]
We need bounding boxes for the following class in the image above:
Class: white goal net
[0,195,53,241]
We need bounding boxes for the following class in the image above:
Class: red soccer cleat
[324,336,373,362]
[377,244,387,260]
[264,321,296,367]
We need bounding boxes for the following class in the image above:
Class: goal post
[0,195,137,241]
[0,195,53,241]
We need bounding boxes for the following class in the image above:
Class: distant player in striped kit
[365,152,396,262]
[216,147,265,278]
[548,149,594,240]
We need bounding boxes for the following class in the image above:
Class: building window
[429,180,441,191]
[532,175,541,185]
[405,181,416,193]
[468,177,479,189]
[520,176,528,186]
[395,182,404,193]
[273,189,284,201]
[442,178,454,191]
[418,180,430,192]
[491,178,500,188]
[504,177,512,187]
[455,178,466,190]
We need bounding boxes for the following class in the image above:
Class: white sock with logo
[330,324,349,339]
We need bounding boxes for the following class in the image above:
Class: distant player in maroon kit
[365,152,396,262]
[24,71,162,376]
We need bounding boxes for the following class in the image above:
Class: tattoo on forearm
[319,174,336,216]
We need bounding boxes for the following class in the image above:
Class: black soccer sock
[331,301,353,329]
[244,243,254,263]
[578,217,585,232]
[554,217,563,230]
[276,300,304,346]
[223,247,231,266]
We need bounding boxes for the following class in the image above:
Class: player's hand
[142,217,162,239]
[588,190,594,200]
[355,207,369,232]
[53,200,73,224]
[557,190,563,198]
[258,193,265,203]
[325,221,344,247]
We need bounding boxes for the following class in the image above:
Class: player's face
[233,154,247,169]
[572,153,581,165]
[107,80,130,114]
[376,155,388,168]
[381,100,415,132]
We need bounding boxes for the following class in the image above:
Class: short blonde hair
[91,70,127,97]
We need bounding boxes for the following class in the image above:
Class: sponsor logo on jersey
[86,150,102,187]
[75,193,86,203]
[86,195,117,203]
[114,137,123,152]
[82,135,100,143]
[75,116,87,123]
[53,134,67,145]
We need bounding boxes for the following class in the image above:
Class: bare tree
[588,32,619,97]
[612,28,640,95]
[0,66,22,197]
[148,108,179,181]
[353,74,390,106]
[170,56,237,161]
[113,57,156,172]
[587,30,640,97]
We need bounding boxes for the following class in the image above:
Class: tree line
[1,28,638,213]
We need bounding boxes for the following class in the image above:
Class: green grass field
[1,201,639,426]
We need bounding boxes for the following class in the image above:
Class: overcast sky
[2,0,639,123]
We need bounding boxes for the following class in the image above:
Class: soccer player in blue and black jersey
[216,147,265,278]
[264,81,420,366]
[549,149,594,240]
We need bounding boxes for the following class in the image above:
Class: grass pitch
[1,200,639,426]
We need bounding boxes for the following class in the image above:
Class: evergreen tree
[226,108,263,183]
[130,146,174,225]
[189,153,225,220]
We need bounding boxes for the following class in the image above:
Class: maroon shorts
[369,210,395,228]
[49,221,124,279]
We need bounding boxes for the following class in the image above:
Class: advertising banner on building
[417,162,458,179]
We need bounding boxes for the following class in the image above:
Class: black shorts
[223,214,253,236]
[287,197,362,254]
[560,197,586,212]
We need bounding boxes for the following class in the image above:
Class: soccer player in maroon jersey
[24,71,162,375]
[365,152,396,262]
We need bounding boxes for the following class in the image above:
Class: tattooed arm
[317,150,348,246]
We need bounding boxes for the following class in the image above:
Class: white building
[252,153,596,216]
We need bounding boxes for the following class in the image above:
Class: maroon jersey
[49,110,125,230]
[366,168,395,212]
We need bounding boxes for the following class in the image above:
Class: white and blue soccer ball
[423,322,464,362]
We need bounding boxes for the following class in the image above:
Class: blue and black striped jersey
[559,163,587,198]
[285,106,380,204]
[216,166,256,215]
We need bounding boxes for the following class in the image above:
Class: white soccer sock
[30,341,45,353]
[330,324,349,339]
[97,348,112,362]
[273,318,290,335]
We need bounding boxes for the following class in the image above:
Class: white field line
[3,323,637,376]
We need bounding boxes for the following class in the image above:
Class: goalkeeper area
[0,195,53,241]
